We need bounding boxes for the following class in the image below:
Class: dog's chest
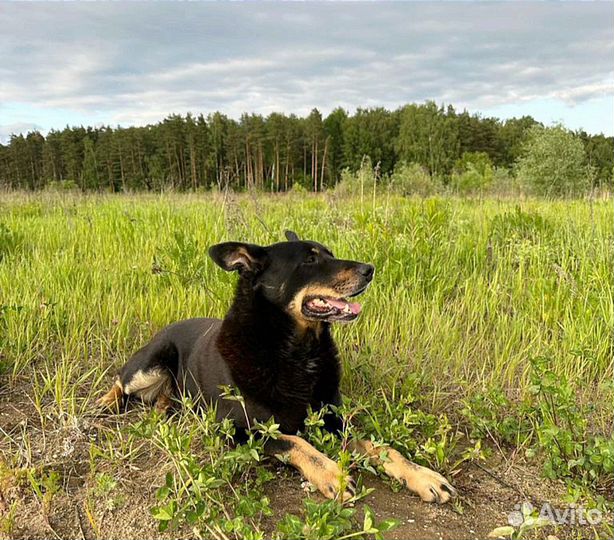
[289,337,329,376]
[285,348,323,384]
[266,343,329,402]
[305,356,319,374]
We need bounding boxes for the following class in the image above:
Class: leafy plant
[277,501,396,540]
[516,124,592,196]
[527,358,614,488]
[463,357,614,499]
[449,151,494,194]
[138,407,276,537]
[389,162,441,197]
[487,502,553,539]
[27,469,61,514]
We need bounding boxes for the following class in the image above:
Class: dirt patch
[0,381,608,540]
[263,458,577,540]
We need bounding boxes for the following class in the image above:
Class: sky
[0,2,612,143]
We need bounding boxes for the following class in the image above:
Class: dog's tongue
[327,298,362,314]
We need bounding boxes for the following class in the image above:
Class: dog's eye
[303,254,317,265]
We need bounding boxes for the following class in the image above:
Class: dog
[98,230,456,503]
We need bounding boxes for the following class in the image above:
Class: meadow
[0,191,612,539]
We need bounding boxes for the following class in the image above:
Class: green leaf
[487,525,515,538]
[378,518,399,532]
[363,505,374,532]
[151,505,174,521]
[156,486,170,500]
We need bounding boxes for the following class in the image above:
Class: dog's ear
[285,230,300,242]
[208,242,268,277]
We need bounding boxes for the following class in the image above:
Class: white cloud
[553,81,614,105]
[0,122,45,141]
[0,2,612,134]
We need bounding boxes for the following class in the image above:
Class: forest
[1,101,612,192]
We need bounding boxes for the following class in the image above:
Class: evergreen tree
[343,107,398,176]
[0,103,609,194]
[81,136,99,190]
[323,108,347,186]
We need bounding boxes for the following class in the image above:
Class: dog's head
[209,230,374,323]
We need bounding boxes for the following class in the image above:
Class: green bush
[515,125,591,196]
[488,166,520,196]
[44,179,79,191]
[289,182,308,194]
[450,152,494,194]
[450,164,491,194]
[454,152,493,177]
[334,157,378,197]
[462,358,614,496]
[390,162,441,196]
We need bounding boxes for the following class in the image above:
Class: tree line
[1,101,612,192]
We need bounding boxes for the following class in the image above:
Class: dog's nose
[357,263,375,281]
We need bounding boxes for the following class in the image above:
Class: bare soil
[0,380,607,540]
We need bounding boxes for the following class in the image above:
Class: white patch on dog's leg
[124,369,171,404]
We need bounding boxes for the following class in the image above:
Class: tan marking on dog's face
[287,284,341,323]
[333,268,365,295]
[287,271,364,326]
[274,435,354,501]
[335,268,355,282]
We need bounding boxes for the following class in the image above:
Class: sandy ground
[0,380,608,540]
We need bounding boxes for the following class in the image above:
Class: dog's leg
[350,440,456,503]
[265,434,355,501]
[154,393,172,415]
[98,336,178,413]
[97,379,124,412]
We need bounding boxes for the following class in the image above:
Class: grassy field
[0,191,612,539]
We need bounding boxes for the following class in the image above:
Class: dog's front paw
[304,456,356,502]
[383,449,456,504]
[398,463,456,504]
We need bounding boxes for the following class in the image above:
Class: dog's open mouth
[302,296,362,322]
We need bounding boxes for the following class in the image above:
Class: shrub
[515,125,591,196]
[454,151,493,178]
[389,162,441,196]
[462,358,614,494]
[44,179,79,191]
[488,166,520,196]
[334,157,378,197]
[450,152,494,195]
[289,182,307,194]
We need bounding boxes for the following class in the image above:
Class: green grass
[1,192,611,398]
[0,191,612,538]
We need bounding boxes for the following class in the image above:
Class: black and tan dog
[99,231,456,503]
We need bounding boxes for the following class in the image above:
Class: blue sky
[1,2,612,142]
